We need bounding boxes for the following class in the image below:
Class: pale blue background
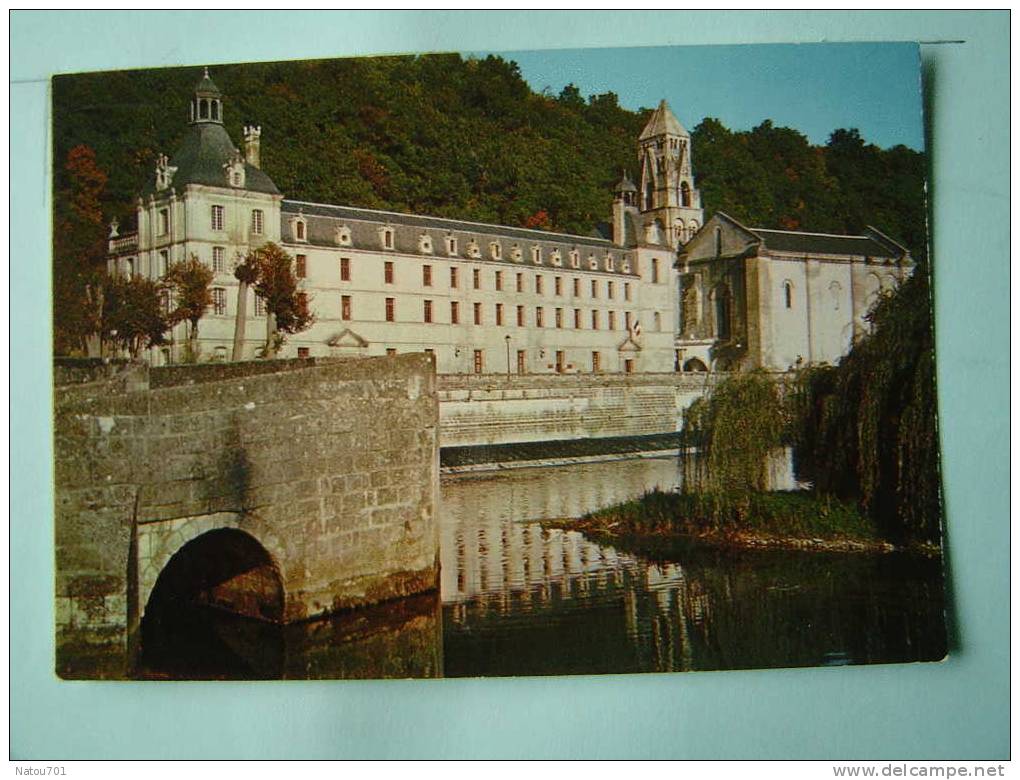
[10,11,1009,759]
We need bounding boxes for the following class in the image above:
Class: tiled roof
[639,100,688,140]
[144,123,279,196]
[750,228,902,258]
[280,200,638,275]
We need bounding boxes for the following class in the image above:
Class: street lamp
[504,334,511,378]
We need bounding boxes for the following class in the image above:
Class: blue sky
[485,42,924,151]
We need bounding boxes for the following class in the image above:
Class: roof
[145,122,280,196]
[280,200,639,275]
[194,67,222,97]
[749,227,903,258]
[639,99,688,141]
[615,172,637,192]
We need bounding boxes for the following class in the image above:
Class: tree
[231,251,260,361]
[52,144,109,355]
[163,254,213,362]
[250,242,314,358]
[102,273,169,358]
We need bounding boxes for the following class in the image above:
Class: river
[137,455,946,679]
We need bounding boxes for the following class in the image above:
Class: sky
[485,42,924,151]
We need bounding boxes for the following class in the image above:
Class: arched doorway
[683,357,708,373]
[139,528,285,679]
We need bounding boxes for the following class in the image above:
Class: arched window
[683,358,708,373]
[644,178,654,211]
[680,181,691,207]
[783,280,794,309]
[199,99,209,120]
[211,101,219,121]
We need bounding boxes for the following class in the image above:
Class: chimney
[243,125,261,169]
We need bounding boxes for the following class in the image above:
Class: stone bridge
[54,355,439,679]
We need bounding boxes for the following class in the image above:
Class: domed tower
[189,67,224,124]
[638,99,704,248]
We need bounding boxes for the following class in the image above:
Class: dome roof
[615,172,637,192]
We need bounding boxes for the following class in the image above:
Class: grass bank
[555,488,906,554]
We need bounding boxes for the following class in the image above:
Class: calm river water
[138,455,946,679]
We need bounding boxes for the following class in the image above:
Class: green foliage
[249,242,314,354]
[581,488,876,542]
[681,371,788,503]
[102,273,168,357]
[789,271,940,544]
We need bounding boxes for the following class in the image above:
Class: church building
[107,68,911,375]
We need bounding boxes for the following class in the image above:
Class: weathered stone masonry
[54,354,439,679]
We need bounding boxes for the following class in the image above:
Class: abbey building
[108,69,912,374]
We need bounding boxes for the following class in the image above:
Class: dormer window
[550,249,562,266]
[490,242,502,260]
[446,234,458,255]
[419,233,433,254]
[588,253,598,270]
[467,239,480,258]
[569,249,580,268]
[379,226,394,250]
[511,244,523,262]
[605,254,615,272]
[335,225,352,246]
[289,214,306,242]
[224,154,245,189]
[622,256,631,273]
[531,246,542,264]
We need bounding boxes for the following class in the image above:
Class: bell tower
[189,67,224,125]
[638,99,704,247]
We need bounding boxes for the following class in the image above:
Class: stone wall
[437,372,721,448]
[54,355,439,679]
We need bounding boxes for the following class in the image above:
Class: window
[212,287,227,315]
[473,268,481,290]
[424,299,433,323]
[384,261,394,284]
[473,350,484,374]
[625,311,632,331]
[211,246,224,274]
[608,311,617,331]
[386,348,397,357]
[160,249,170,276]
[574,309,582,329]
[211,205,224,231]
[516,350,526,374]
[451,301,459,324]
[495,303,504,326]
[516,305,525,327]
[341,295,352,321]
[385,297,395,322]
[652,258,660,283]
[336,225,352,246]
[591,310,600,330]
[608,281,615,299]
[531,246,541,264]
[535,307,544,328]
[419,234,433,254]
[606,255,615,272]
[714,226,723,256]
[592,352,601,373]
[446,236,458,255]
[255,295,266,317]
[535,275,543,295]
[251,209,264,236]
[450,267,459,288]
[555,308,563,328]
[591,279,598,298]
[625,282,632,301]
[297,347,310,359]
[570,250,580,268]
[784,280,793,309]
[490,242,502,260]
[572,278,580,297]
[158,208,169,236]
[511,244,523,262]
[624,359,635,374]
[159,290,171,315]
[423,265,432,286]
[555,277,562,296]
[382,228,393,249]
[339,257,351,281]
[473,302,482,325]
[296,254,307,279]
[297,292,308,312]
[516,273,524,293]
[231,171,242,187]
[555,351,565,373]
[495,270,503,291]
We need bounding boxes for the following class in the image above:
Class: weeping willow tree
[789,269,941,545]
[680,371,789,521]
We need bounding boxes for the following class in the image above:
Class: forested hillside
[53,52,927,255]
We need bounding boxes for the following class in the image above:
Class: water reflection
[440,458,946,677]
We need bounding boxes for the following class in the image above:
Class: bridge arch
[138,526,285,678]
